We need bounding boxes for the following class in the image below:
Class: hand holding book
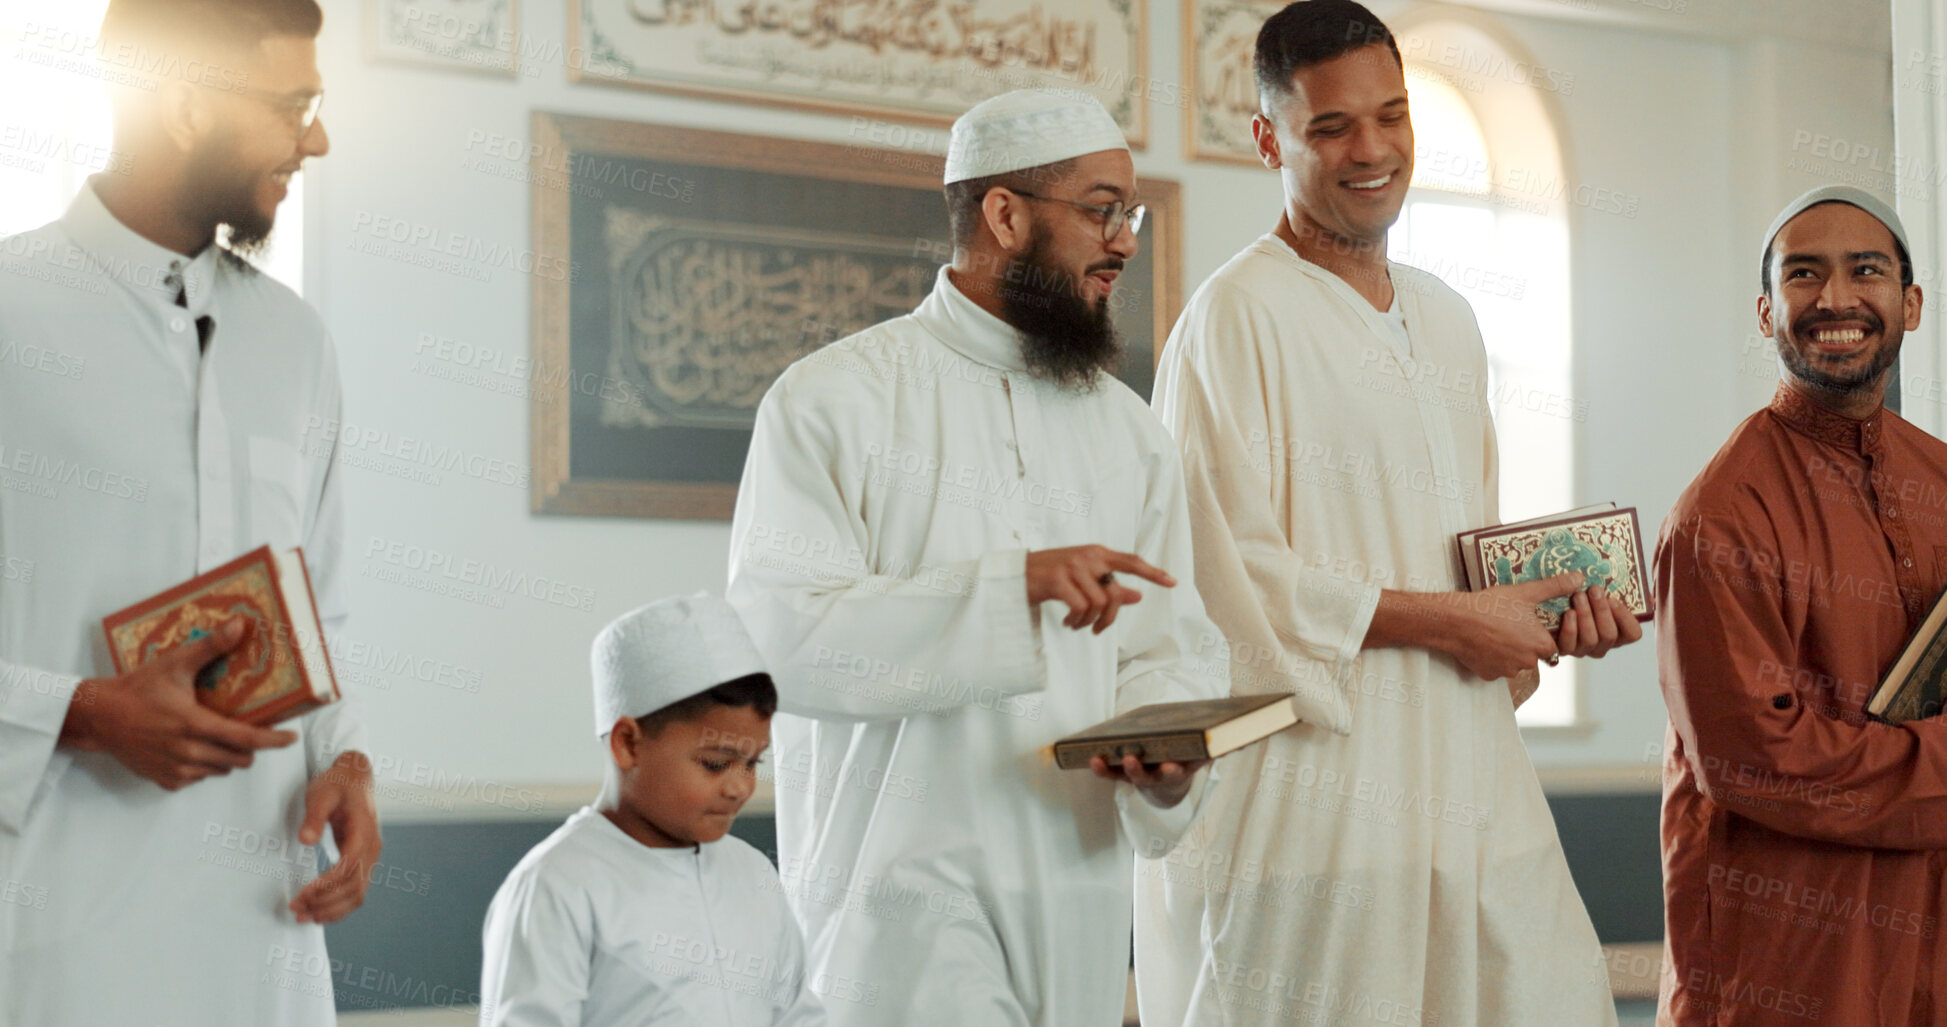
[60,617,300,791]
[1086,752,1207,809]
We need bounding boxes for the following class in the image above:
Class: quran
[102,546,340,726]
[1052,694,1296,770]
[1868,587,1947,723]
[1455,503,1653,632]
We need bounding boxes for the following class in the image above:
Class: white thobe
[1135,236,1613,1026]
[480,807,823,1026]
[726,267,1226,1027]
[0,183,364,1027]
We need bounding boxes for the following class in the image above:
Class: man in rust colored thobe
[1656,184,1946,1026]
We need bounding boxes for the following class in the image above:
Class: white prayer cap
[1761,185,1912,274]
[944,89,1128,184]
[590,593,768,735]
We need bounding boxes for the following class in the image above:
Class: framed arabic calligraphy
[368,0,520,76]
[1185,0,1278,164]
[530,112,1182,520]
[566,0,1148,148]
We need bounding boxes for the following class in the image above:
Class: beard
[1778,308,1899,395]
[181,127,277,259]
[997,230,1123,392]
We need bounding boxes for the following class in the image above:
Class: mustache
[1793,309,1884,335]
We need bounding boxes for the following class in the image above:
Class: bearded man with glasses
[728,88,1227,1026]
[0,3,377,1025]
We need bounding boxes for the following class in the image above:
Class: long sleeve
[1110,431,1228,856]
[479,873,591,1027]
[1658,506,1947,848]
[727,372,1043,722]
[297,339,366,776]
[769,891,826,1027]
[0,658,81,835]
[1152,284,1380,734]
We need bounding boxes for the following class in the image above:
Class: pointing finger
[1103,552,1176,588]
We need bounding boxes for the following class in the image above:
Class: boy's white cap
[590,593,767,736]
[944,88,1128,184]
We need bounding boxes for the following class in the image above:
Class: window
[1387,28,1578,727]
[1,2,304,291]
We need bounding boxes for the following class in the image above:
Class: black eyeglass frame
[1003,188,1146,241]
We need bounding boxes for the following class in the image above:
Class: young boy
[479,594,823,1026]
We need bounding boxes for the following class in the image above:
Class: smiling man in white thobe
[726,89,1227,1026]
[0,3,378,1025]
[1136,3,1641,1025]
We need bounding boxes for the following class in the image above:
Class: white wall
[303,0,1893,810]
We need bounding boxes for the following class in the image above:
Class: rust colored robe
[1657,383,1947,1025]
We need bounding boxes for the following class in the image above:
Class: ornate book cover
[1052,694,1295,770]
[102,546,339,726]
[1456,505,1652,632]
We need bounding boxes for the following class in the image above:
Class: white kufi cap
[1762,185,1912,273]
[944,88,1128,184]
[590,593,767,735]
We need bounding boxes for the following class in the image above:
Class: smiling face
[180,34,329,252]
[1760,203,1922,400]
[1254,43,1412,248]
[606,703,769,848]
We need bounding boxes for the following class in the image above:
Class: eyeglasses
[208,82,325,136]
[1006,188,1146,242]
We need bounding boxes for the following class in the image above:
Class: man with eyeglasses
[0,2,376,1025]
[727,88,1226,1026]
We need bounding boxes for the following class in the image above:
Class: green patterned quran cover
[1869,587,1947,724]
[1455,503,1652,632]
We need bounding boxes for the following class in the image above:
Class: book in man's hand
[101,545,341,726]
[1868,587,1947,723]
[1052,694,1297,770]
[1455,502,1652,632]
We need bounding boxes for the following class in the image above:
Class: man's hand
[60,618,299,790]
[1553,584,1644,660]
[1025,545,1177,633]
[1089,753,1207,809]
[1438,572,1585,682]
[290,751,382,925]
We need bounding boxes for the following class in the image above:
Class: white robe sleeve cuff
[0,660,83,834]
[1115,762,1212,860]
[1299,577,1381,736]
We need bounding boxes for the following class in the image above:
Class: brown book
[1868,587,1947,723]
[1052,694,1296,770]
[1455,503,1652,631]
[102,545,340,726]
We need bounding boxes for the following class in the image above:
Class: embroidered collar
[1768,382,1883,454]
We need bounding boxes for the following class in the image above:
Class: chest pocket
[248,435,308,548]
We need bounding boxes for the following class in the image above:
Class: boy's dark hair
[101,0,323,60]
[943,158,1077,248]
[1255,0,1402,112]
[634,673,778,738]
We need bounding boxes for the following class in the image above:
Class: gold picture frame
[366,0,521,77]
[1184,0,1279,165]
[530,112,1182,520]
[566,0,1150,149]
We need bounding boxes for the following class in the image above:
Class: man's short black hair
[101,0,323,62]
[1760,202,1915,296]
[1255,0,1402,112]
[634,673,778,738]
[943,159,1079,248]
